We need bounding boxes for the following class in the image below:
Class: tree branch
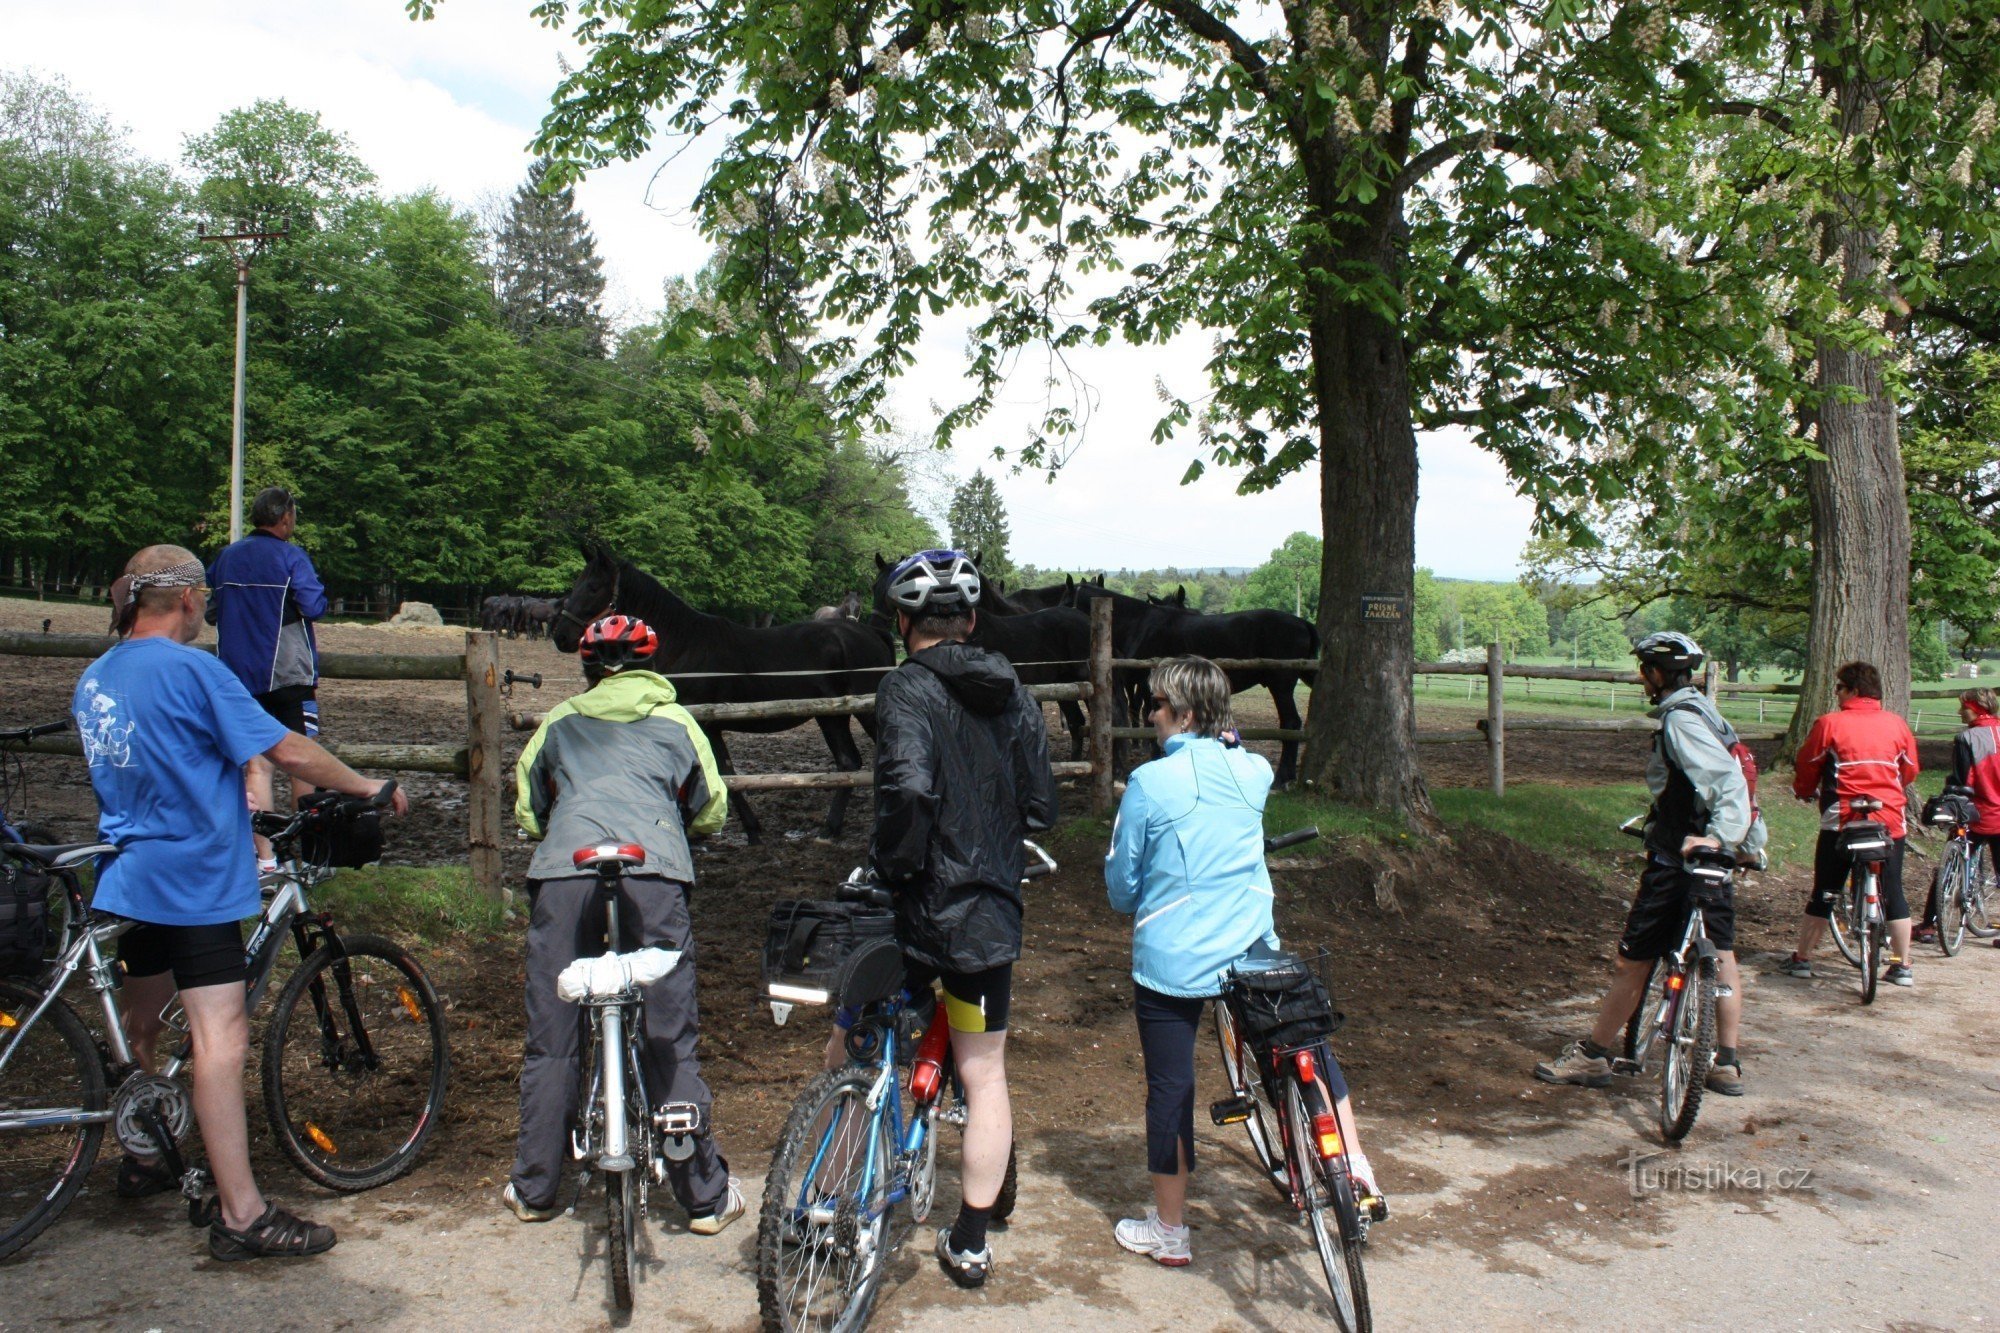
[1921,302,2000,345]
[1704,99,1796,132]
[1388,131,1522,199]
[1146,0,1282,108]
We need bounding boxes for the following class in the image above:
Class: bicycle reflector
[1313,1113,1344,1159]
[1293,1048,1317,1085]
[305,1122,338,1155]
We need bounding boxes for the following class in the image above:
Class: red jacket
[1793,696,1920,838]
[1949,712,2000,836]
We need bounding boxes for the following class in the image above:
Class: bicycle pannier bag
[297,792,384,868]
[762,900,899,1007]
[1227,956,1342,1053]
[0,860,54,977]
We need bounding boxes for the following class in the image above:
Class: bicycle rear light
[1666,973,1685,993]
[1312,1113,1343,1159]
[1293,1049,1317,1084]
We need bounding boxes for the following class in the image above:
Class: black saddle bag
[0,860,54,978]
[1225,953,1342,1054]
[762,900,901,1007]
[1837,820,1892,864]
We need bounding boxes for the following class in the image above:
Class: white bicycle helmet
[884,549,982,614]
[1633,630,1704,672]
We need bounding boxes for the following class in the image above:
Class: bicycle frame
[802,996,937,1224]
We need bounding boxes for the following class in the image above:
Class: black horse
[1005,576,1079,611]
[1073,584,1317,787]
[552,543,895,842]
[867,556,1094,760]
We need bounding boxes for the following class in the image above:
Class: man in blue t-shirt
[80,544,408,1262]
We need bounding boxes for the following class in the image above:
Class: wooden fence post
[1089,597,1115,816]
[464,630,505,904]
[1703,661,1719,701]
[1486,641,1505,798]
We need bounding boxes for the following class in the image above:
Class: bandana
[109,560,206,634]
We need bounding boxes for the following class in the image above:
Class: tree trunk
[1301,242,1431,817]
[1784,222,1911,754]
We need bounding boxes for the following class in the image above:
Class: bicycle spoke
[0,984,106,1260]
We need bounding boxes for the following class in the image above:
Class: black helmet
[1634,631,1704,673]
[884,549,981,614]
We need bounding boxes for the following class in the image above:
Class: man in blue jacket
[207,487,327,864]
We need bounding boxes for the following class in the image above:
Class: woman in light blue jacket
[1104,656,1372,1267]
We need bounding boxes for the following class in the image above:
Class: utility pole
[198,223,288,543]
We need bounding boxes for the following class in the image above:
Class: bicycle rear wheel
[1936,843,1968,956]
[1829,878,1863,967]
[1215,1001,1284,1198]
[263,933,450,1191]
[1283,1077,1370,1333]
[0,983,106,1261]
[1659,958,1715,1143]
[1857,884,1881,1005]
[757,1066,891,1333]
[606,1167,637,1311]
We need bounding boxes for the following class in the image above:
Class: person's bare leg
[1586,955,1655,1051]
[1150,1142,1189,1229]
[120,971,175,1075]
[1716,951,1742,1049]
[180,982,265,1230]
[247,756,276,863]
[950,1029,1010,1209]
[1792,916,1828,960]
[1889,917,1913,962]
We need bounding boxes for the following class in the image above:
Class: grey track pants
[510,875,729,1213]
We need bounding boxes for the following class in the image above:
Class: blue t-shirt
[73,637,289,926]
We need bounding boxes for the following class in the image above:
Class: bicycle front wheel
[757,1065,891,1333]
[1965,842,1998,938]
[1829,880,1863,967]
[1283,1077,1370,1333]
[1620,960,1663,1071]
[1215,1001,1284,1198]
[1659,958,1716,1143]
[262,933,450,1191]
[1937,843,1968,956]
[0,983,106,1261]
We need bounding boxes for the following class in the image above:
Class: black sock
[1581,1038,1611,1060]
[950,1201,991,1254]
[1715,1046,1737,1068]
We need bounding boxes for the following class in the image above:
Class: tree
[493,158,610,355]
[1233,532,1321,618]
[948,470,1013,584]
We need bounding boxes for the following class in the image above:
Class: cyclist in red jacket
[1917,688,2000,945]
[1780,661,1921,986]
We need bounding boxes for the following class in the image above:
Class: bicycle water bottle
[909,1008,951,1105]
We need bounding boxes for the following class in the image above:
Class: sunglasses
[1146,695,1172,716]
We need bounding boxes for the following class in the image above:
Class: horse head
[552,541,622,653]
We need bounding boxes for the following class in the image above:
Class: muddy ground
[4,596,1988,1330]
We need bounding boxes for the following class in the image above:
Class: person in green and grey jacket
[504,613,742,1232]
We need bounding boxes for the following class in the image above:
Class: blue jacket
[1105,733,1279,998]
[206,530,326,696]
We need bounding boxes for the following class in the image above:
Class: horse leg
[815,716,863,842]
[1059,699,1087,763]
[709,726,762,844]
[1270,679,1302,789]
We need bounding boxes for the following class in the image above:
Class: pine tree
[947,471,1013,585]
[492,158,608,354]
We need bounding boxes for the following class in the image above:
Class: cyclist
[508,615,739,1231]
[1105,655,1375,1267]
[205,486,328,871]
[827,549,1057,1289]
[86,545,406,1260]
[1916,688,2000,944]
[1535,632,1757,1096]
[1779,661,1921,986]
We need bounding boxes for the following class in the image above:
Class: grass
[313,863,512,939]
[1433,782,1821,876]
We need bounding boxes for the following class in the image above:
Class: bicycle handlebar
[1265,826,1320,853]
[838,838,1059,906]
[0,721,70,743]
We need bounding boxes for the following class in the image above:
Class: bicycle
[1612,846,1733,1142]
[557,842,706,1313]
[754,842,1053,1333]
[0,782,449,1260]
[1209,828,1384,1333]
[1925,787,1995,955]
[1823,799,1892,1003]
[0,721,68,845]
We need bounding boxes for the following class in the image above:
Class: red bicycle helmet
[578,614,659,672]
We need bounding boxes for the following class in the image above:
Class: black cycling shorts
[904,960,1012,1034]
[255,684,319,739]
[1618,856,1735,961]
[118,920,248,989]
[1809,831,1908,922]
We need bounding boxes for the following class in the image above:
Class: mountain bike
[1614,846,1732,1142]
[0,784,448,1260]
[754,843,1053,1333]
[1824,800,1892,1003]
[1209,828,1384,1333]
[1925,788,1994,955]
[558,843,705,1313]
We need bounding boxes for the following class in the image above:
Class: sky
[8,0,1537,579]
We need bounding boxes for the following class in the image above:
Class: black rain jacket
[871,642,1059,972]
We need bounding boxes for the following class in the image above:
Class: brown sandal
[208,1203,337,1261]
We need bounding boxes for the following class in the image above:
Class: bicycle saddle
[2,842,116,871]
[572,843,646,873]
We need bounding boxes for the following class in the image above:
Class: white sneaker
[1114,1208,1191,1267]
[1347,1151,1379,1199]
[688,1176,745,1235]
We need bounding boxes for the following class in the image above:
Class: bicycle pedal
[1209,1096,1255,1126]
[1363,1194,1390,1222]
[1715,986,1735,999]
[1610,1058,1642,1076]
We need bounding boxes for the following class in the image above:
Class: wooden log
[8,732,466,775]
[464,631,505,903]
[0,631,463,681]
[508,680,1095,732]
[1090,598,1115,816]
[1477,716,1790,739]
[723,760,1095,793]
[1487,642,1505,798]
[1107,726,1306,741]
[1415,729,1488,745]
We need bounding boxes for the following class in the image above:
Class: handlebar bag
[0,860,53,978]
[1225,955,1342,1055]
[761,900,897,1005]
[296,792,384,869]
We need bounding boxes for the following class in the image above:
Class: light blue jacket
[1105,734,1279,998]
